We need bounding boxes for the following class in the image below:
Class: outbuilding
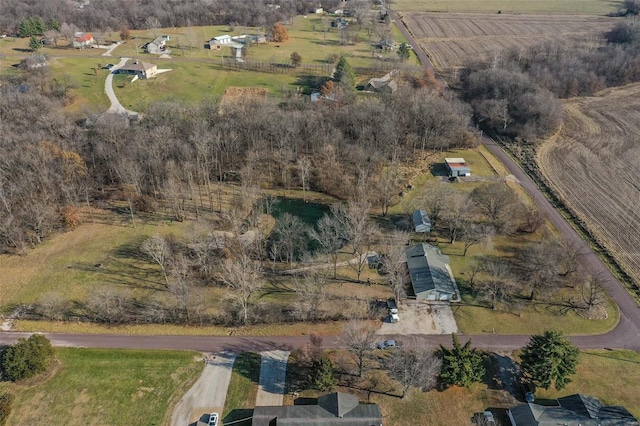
[445,157,471,177]
[405,243,460,301]
[412,210,431,233]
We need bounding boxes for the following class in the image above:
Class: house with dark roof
[412,210,431,233]
[116,60,158,79]
[251,392,382,426]
[405,243,460,301]
[508,394,639,426]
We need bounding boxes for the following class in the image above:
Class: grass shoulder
[223,352,261,425]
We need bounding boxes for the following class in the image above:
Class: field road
[255,350,290,406]
[171,351,236,426]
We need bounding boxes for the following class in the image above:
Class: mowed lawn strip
[1,348,202,426]
[536,350,640,419]
[223,352,261,424]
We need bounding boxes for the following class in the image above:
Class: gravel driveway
[377,301,458,335]
[171,351,237,426]
[255,350,290,406]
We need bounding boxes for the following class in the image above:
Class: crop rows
[538,84,640,286]
[403,13,616,70]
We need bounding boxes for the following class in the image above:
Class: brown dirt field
[219,86,269,107]
[402,13,617,71]
[537,83,640,287]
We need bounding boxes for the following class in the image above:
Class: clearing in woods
[537,83,640,291]
[401,13,616,74]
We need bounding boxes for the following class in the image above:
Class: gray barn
[405,243,460,301]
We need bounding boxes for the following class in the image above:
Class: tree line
[462,18,640,140]
[0,0,346,34]
[0,65,474,254]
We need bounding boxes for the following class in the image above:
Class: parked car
[377,339,401,349]
[520,382,535,403]
[483,410,496,425]
[386,298,398,314]
[208,412,218,426]
[102,63,114,70]
[389,312,399,323]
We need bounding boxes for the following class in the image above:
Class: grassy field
[401,12,616,73]
[538,83,640,294]
[393,0,623,14]
[536,350,640,418]
[223,352,261,425]
[0,348,202,426]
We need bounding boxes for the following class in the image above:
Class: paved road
[255,350,290,406]
[171,351,236,426]
[388,7,640,352]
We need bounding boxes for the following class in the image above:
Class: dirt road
[171,351,236,426]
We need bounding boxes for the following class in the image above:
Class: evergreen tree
[439,333,486,387]
[520,330,579,391]
[397,43,411,61]
[19,18,35,37]
[1,334,55,381]
[309,357,338,391]
[334,55,355,86]
[47,18,60,31]
[29,35,41,52]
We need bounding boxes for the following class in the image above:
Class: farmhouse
[205,34,233,49]
[144,35,170,54]
[72,32,94,48]
[251,392,382,426]
[412,210,431,233]
[508,394,638,426]
[445,157,471,177]
[405,243,460,301]
[365,70,398,93]
[116,60,158,79]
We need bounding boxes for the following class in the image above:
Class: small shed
[412,210,431,233]
[445,157,471,177]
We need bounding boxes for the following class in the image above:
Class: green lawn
[392,0,623,14]
[0,348,202,426]
[536,350,640,419]
[223,352,261,425]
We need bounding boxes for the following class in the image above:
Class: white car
[208,412,218,426]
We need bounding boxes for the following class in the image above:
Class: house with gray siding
[251,392,382,426]
[508,394,638,426]
[405,243,460,301]
[445,157,471,177]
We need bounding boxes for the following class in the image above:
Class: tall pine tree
[520,330,579,390]
[439,333,486,387]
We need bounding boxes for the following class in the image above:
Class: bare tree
[470,182,518,234]
[444,191,471,243]
[294,271,329,321]
[385,348,442,398]
[580,271,607,310]
[459,222,492,256]
[382,231,410,301]
[342,321,378,377]
[219,245,264,325]
[309,213,346,278]
[477,260,512,310]
[145,16,161,38]
[517,241,561,300]
[419,181,447,231]
[272,213,309,265]
[297,157,312,201]
[141,234,171,287]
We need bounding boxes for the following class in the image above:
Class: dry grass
[401,13,616,72]
[538,83,640,290]
[393,0,622,15]
[536,350,640,419]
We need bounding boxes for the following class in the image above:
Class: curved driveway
[105,57,138,116]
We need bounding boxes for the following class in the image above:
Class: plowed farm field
[402,13,616,71]
[538,83,640,287]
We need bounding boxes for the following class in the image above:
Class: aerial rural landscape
[0,0,639,425]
